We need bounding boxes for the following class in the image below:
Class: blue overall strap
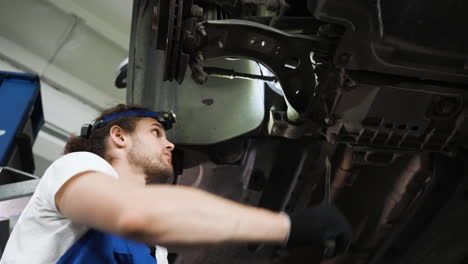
[56,229,157,264]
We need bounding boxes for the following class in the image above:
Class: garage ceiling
[0,0,133,175]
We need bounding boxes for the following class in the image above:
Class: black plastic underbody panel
[313,0,468,84]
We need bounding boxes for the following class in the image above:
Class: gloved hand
[286,203,352,258]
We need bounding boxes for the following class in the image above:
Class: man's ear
[109,125,129,148]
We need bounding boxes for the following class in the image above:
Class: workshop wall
[0,0,133,176]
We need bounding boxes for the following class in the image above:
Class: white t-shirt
[0,152,168,264]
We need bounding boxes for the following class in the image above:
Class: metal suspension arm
[181,19,330,114]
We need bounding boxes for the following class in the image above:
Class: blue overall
[56,229,157,263]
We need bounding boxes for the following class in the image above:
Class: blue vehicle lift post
[0,71,44,256]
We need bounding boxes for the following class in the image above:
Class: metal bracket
[268,107,316,139]
[182,19,329,114]
[153,0,330,115]
[0,167,39,221]
[0,167,39,202]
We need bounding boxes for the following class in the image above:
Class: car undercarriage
[124,0,468,263]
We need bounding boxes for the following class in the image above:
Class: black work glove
[286,203,352,258]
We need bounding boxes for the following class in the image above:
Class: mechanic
[0,104,352,263]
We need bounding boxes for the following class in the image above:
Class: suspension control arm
[181,19,330,114]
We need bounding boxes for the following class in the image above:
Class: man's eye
[153,129,160,136]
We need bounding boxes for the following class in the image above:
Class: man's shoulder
[49,152,109,170]
[55,151,107,164]
[43,151,117,179]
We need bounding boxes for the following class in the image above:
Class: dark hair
[64,104,153,161]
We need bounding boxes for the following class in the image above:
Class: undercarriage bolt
[191,5,204,17]
[324,117,334,125]
[196,51,204,62]
[196,24,207,37]
[266,0,281,11]
[192,71,208,85]
[182,32,200,52]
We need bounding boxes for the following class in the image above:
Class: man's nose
[165,139,175,151]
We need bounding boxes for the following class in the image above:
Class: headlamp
[80,110,176,138]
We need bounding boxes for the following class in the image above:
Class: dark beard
[143,165,173,184]
[128,147,173,184]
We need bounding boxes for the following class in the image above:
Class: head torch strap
[79,110,176,138]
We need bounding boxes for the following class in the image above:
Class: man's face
[127,118,175,183]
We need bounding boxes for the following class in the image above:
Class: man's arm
[56,171,290,246]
